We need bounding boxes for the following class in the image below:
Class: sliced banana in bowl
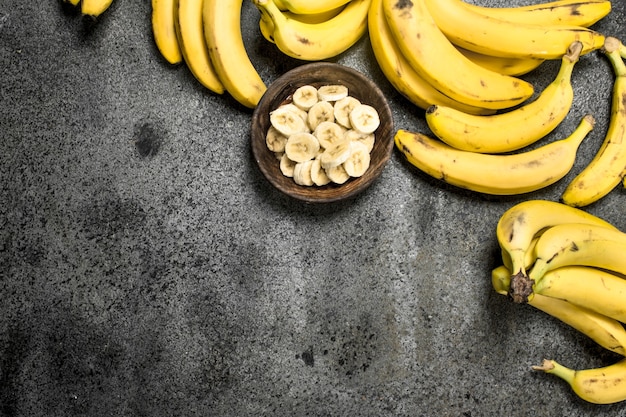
[251,62,394,203]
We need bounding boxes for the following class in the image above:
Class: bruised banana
[492,265,626,356]
[203,0,266,108]
[394,114,594,196]
[528,223,626,288]
[367,0,494,115]
[425,0,605,59]
[534,265,626,324]
[533,358,626,404]
[463,0,611,28]
[152,0,183,64]
[253,0,370,61]
[426,41,583,154]
[496,199,617,303]
[561,37,626,207]
[272,0,351,14]
[174,0,224,94]
[382,0,534,111]
[81,0,113,17]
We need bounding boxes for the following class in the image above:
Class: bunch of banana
[252,0,371,61]
[493,199,626,404]
[63,0,114,17]
[151,0,266,108]
[561,36,626,207]
[370,0,610,113]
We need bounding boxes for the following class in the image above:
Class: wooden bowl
[251,62,394,203]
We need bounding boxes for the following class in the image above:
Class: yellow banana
[463,0,611,28]
[501,235,540,273]
[253,0,370,61]
[203,0,266,108]
[64,0,81,7]
[424,0,605,59]
[258,3,346,43]
[561,37,626,207]
[496,199,617,303]
[367,0,494,115]
[382,0,534,111]
[456,46,544,77]
[621,41,626,60]
[492,265,626,356]
[394,114,594,195]
[528,223,626,286]
[534,265,626,324]
[174,0,224,94]
[152,0,183,65]
[425,41,583,154]
[533,358,626,404]
[81,0,113,17]
[273,0,351,14]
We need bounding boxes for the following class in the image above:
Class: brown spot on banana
[394,0,413,9]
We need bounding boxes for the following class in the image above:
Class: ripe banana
[273,0,351,14]
[253,0,370,61]
[456,47,544,77]
[152,0,183,65]
[561,37,626,207]
[424,0,605,59]
[174,0,224,94]
[528,223,626,286]
[496,199,617,303]
[258,4,346,43]
[81,0,113,17]
[533,358,626,404]
[425,41,583,154]
[394,114,594,195]
[367,0,494,115]
[203,0,266,108]
[534,265,626,324]
[382,0,534,111]
[463,0,611,28]
[492,265,626,356]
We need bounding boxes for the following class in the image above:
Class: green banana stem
[532,359,575,385]
[604,37,626,77]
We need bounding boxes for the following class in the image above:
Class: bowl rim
[251,62,394,203]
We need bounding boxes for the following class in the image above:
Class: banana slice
[266,125,289,153]
[320,139,352,169]
[344,129,375,153]
[310,158,331,186]
[292,85,319,111]
[307,100,335,131]
[270,106,308,136]
[318,84,349,102]
[334,96,361,128]
[278,103,310,130]
[293,160,315,186]
[343,141,371,177]
[349,104,380,134]
[314,121,347,149]
[284,132,320,163]
[279,153,297,177]
[325,164,350,184]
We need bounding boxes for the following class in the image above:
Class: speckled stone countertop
[2,1,626,416]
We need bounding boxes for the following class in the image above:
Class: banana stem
[532,359,575,385]
[604,37,626,78]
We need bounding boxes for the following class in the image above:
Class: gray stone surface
[2,0,626,415]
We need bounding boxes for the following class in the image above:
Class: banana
[253,0,371,61]
[270,106,309,136]
[621,41,626,60]
[534,265,626,324]
[349,104,380,134]
[325,164,350,184]
[425,41,583,154]
[307,101,336,131]
[367,0,495,115]
[203,0,266,108]
[152,0,183,65]
[258,5,346,44]
[310,158,331,186]
[492,265,626,356]
[293,160,315,186]
[317,85,349,102]
[334,96,361,128]
[345,129,375,152]
[463,0,611,28]
[64,0,81,7]
[382,0,534,111]
[394,114,594,195]
[292,85,319,111]
[81,0,113,16]
[561,37,626,207]
[273,0,351,14]
[343,141,371,177]
[314,121,346,149]
[533,358,626,404]
[284,132,321,162]
[456,47,544,77]
[280,153,296,177]
[496,199,617,303]
[424,0,605,59]
[174,0,224,94]
[265,126,288,153]
[320,139,352,169]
